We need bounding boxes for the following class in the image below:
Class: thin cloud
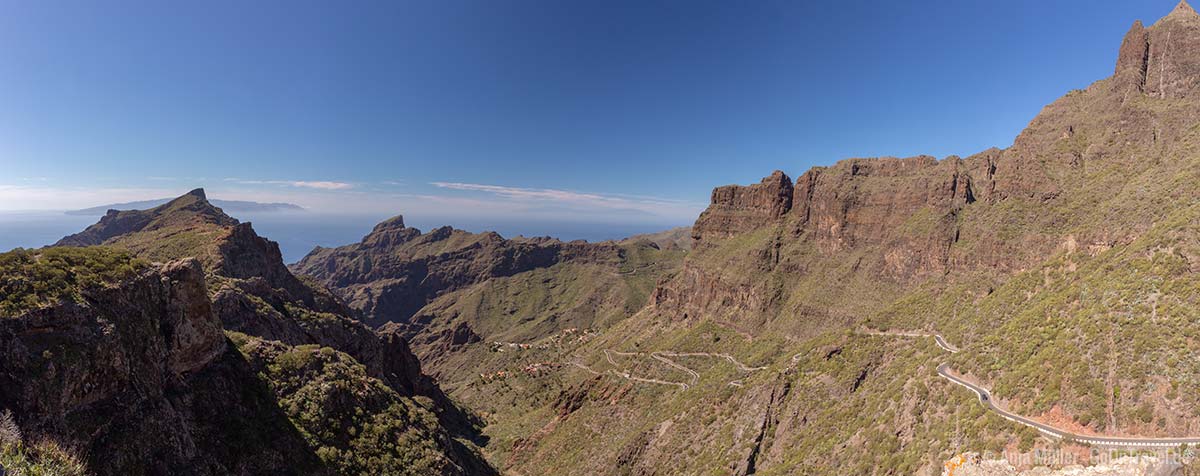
[431,182,687,206]
[225,179,354,190]
[0,185,185,211]
[429,181,703,220]
[292,181,354,190]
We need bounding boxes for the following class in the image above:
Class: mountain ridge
[38,189,497,475]
[66,196,304,216]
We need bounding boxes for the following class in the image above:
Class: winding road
[878,331,1200,448]
[574,359,689,390]
[582,330,1200,448]
[589,349,765,390]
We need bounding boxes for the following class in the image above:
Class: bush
[0,247,146,317]
[0,410,88,476]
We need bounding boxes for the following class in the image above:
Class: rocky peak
[1121,1,1200,98]
[362,215,421,248]
[1114,20,1150,93]
[56,190,237,248]
[185,187,207,200]
[159,188,232,222]
[371,215,406,233]
[1164,0,1198,22]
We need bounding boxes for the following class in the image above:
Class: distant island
[66,198,304,216]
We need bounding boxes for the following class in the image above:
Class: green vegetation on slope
[870,204,1200,436]
[233,335,466,476]
[0,247,147,317]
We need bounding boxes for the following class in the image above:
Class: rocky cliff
[1115,1,1200,99]
[692,170,793,240]
[0,254,323,475]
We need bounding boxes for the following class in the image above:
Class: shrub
[0,410,88,476]
[0,247,146,317]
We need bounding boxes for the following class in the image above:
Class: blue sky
[0,0,1183,225]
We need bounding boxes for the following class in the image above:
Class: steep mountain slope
[45,191,495,475]
[0,249,324,475]
[442,3,1200,475]
[290,215,688,469]
[292,216,685,376]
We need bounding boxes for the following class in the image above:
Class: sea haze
[0,211,684,264]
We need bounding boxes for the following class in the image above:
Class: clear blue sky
[0,0,1182,224]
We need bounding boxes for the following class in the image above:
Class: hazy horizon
[0,206,689,263]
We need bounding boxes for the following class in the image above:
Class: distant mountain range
[66,198,304,215]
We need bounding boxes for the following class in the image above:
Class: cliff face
[656,155,978,333]
[693,156,974,275]
[692,170,793,240]
[662,1,1200,330]
[0,258,323,475]
[1133,1,1200,99]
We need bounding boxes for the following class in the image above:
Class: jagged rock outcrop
[0,258,324,475]
[1113,1,1200,99]
[1114,20,1151,94]
[55,191,438,393]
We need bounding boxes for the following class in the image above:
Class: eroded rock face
[1114,20,1150,94]
[791,156,972,265]
[690,156,973,279]
[692,170,794,240]
[1145,1,1200,99]
[1113,2,1200,99]
[0,259,322,475]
